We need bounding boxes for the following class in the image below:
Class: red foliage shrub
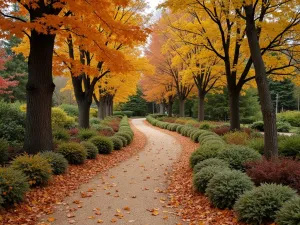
[212,126,230,136]
[246,158,300,192]
[107,121,119,132]
[242,127,252,135]
[69,128,79,136]
[99,130,114,137]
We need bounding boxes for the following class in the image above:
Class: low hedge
[110,136,123,150]
[11,154,52,186]
[206,170,254,209]
[190,144,224,168]
[41,151,68,175]
[89,136,113,154]
[234,183,297,225]
[57,142,87,164]
[276,196,300,225]
[81,141,98,159]
[193,158,229,174]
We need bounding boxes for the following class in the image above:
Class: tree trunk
[97,99,105,120]
[245,5,278,159]
[179,99,185,117]
[198,89,205,121]
[78,100,90,128]
[167,98,173,117]
[23,31,56,154]
[159,104,164,114]
[228,89,241,130]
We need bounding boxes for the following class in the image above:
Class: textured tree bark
[23,31,56,154]
[198,95,205,122]
[228,89,241,130]
[167,96,173,117]
[78,100,90,128]
[244,4,278,159]
[159,104,164,114]
[179,99,185,117]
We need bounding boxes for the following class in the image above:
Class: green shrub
[279,135,300,157]
[0,139,9,164]
[52,107,76,129]
[115,132,132,144]
[191,130,206,142]
[277,111,300,127]
[234,184,297,225]
[110,137,123,150]
[90,117,101,125]
[0,101,25,144]
[250,121,264,131]
[193,158,229,174]
[200,123,210,130]
[11,154,52,186]
[115,135,127,147]
[41,151,68,175]
[0,167,29,205]
[247,138,264,154]
[176,125,184,133]
[198,131,217,143]
[81,141,98,159]
[206,170,254,209]
[190,145,223,168]
[53,129,70,141]
[193,166,230,193]
[78,129,98,141]
[59,104,79,117]
[89,136,113,154]
[217,145,261,171]
[277,121,292,132]
[276,196,300,225]
[57,143,87,164]
[200,135,224,145]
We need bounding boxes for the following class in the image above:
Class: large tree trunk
[78,100,91,128]
[198,89,205,121]
[245,5,278,159]
[179,99,185,117]
[167,96,173,117]
[228,89,241,130]
[159,103,164,114]
[24,32,56,154]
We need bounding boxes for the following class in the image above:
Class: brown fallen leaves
[146,121,245,225]
[0,122,147,225]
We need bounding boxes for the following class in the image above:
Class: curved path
[44,119,183,225]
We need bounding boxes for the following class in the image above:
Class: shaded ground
[39,119,183,225]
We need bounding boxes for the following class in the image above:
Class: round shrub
[247,138,264,154]
[199,134,221,145]
[41,151,68,175]
[200,123,210,130]
[53,129,70,141]
[116,135,127,147]
[0,138,9,164]
[81,141,98,159]
[78,129,98,141]
[250,121,264,131]
[193,158,229,174]
[176,125,184,133]
[0,101,25,144]
[52,107,75,129]
[115,132,132,144]
[217,145,262,171]
[89,136,113,154]
[198,132,217,143]
[0,167,29,205]
[110,137,123,150]
[57,143,87,164]
[190,145,223,168]
[206,170,254,209]
[276,197,300,225]
[279,135,300,157]
[90,117,101,125]
[11,154,52,186]
[193,166,230,193]
[277,121,291,132]
[59,104,79,117]
[234,184,297,225]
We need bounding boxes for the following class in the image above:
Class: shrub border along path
[144,120,243,225]
[0,121,146,225]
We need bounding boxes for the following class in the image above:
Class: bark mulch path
[0,121,147,225]
[145,121,243,225]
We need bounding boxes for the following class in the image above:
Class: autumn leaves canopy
[0,0,151,153]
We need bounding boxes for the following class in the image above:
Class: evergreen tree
[269,78,297,111]
[121,88,148,116]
